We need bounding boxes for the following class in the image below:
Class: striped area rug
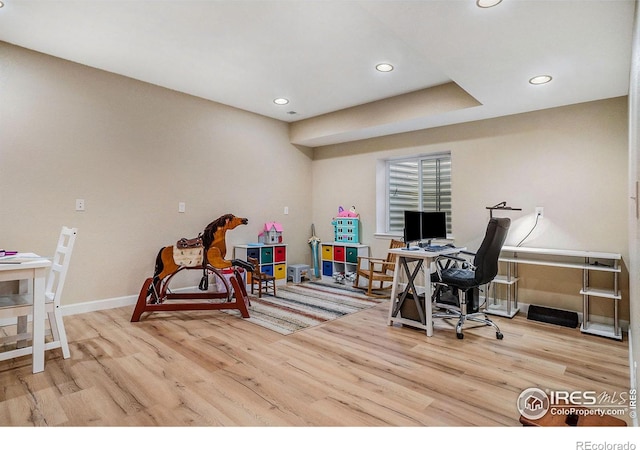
[227,281,386,335]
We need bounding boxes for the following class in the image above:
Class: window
[385,152,451,235]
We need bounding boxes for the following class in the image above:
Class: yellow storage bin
[274,263,287,280]
[322,245,333,260]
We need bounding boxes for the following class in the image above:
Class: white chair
[0,226,77,361]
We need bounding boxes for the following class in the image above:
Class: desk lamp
[486,201,522,218]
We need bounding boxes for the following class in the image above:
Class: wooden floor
[0,293,632,427]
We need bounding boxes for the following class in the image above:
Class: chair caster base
[496,332,504,340]
[456,332,464,339]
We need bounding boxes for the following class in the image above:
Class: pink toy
[337,206,358,218]
[259,222,283,244]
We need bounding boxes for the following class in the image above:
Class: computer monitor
[403,210,422,248]
[421,211,447,245]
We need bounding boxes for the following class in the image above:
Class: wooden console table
[489,246,622,340]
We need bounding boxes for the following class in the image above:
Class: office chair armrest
[434,254,467,268]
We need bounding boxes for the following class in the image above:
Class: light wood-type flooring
[0,295,632,427]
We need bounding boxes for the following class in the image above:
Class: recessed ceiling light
[376,63,394,72]
[476,0,502,7]
[0,2,5,8]
[273,98,289,105]
[529,75,553,85]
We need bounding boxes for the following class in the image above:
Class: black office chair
[431,217,510,339]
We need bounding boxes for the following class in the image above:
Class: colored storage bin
[274,246,286,262]
[274,263,286,280]
[261,247,273,264]
[247,248,261,260]
[333,246,345,262]
[346,247,359,263]
[322,245,333,260]
[261,264,274,276]
[322,261,333,277]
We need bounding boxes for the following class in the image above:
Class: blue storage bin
[322,261,333,277]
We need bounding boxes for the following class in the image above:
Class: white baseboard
[61,285,207,317]
[0,294,138,327]
[61,294,138,317]
[0,286,202,326]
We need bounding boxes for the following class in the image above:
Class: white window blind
[387,153,451,234]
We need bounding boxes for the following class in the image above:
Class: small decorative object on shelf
[337,205,358,218]
[332,205,360,244]
[259,222,283,244]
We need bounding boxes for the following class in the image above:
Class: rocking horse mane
[201,213,235,249]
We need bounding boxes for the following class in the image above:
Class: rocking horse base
[130,267,251,322]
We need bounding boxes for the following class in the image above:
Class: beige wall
[0,42,313,306]
[312,97,629,320]
[1,41,630,323]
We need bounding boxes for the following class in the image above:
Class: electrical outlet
[75,199,85,211]
[178,202,186,213]
[284,206,289,215]
[535,206,544,219]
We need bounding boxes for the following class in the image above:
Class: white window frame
[376,151,452,238]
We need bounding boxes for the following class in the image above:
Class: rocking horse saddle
[176,235,203,249]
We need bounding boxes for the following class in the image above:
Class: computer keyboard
[423,245,448,252]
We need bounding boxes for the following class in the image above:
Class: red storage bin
[274,246,286,263]
[333,246,345,262]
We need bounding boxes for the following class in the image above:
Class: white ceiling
[0,0,635,146]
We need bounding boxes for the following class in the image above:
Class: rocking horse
[131,213,253,322]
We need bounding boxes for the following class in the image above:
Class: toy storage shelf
[234,244,287,286]
[321,242,368,282]
[491,246,623,340]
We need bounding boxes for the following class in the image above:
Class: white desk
[387,247,464,336]
[494,246,622,340]
[0,253,51,373]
